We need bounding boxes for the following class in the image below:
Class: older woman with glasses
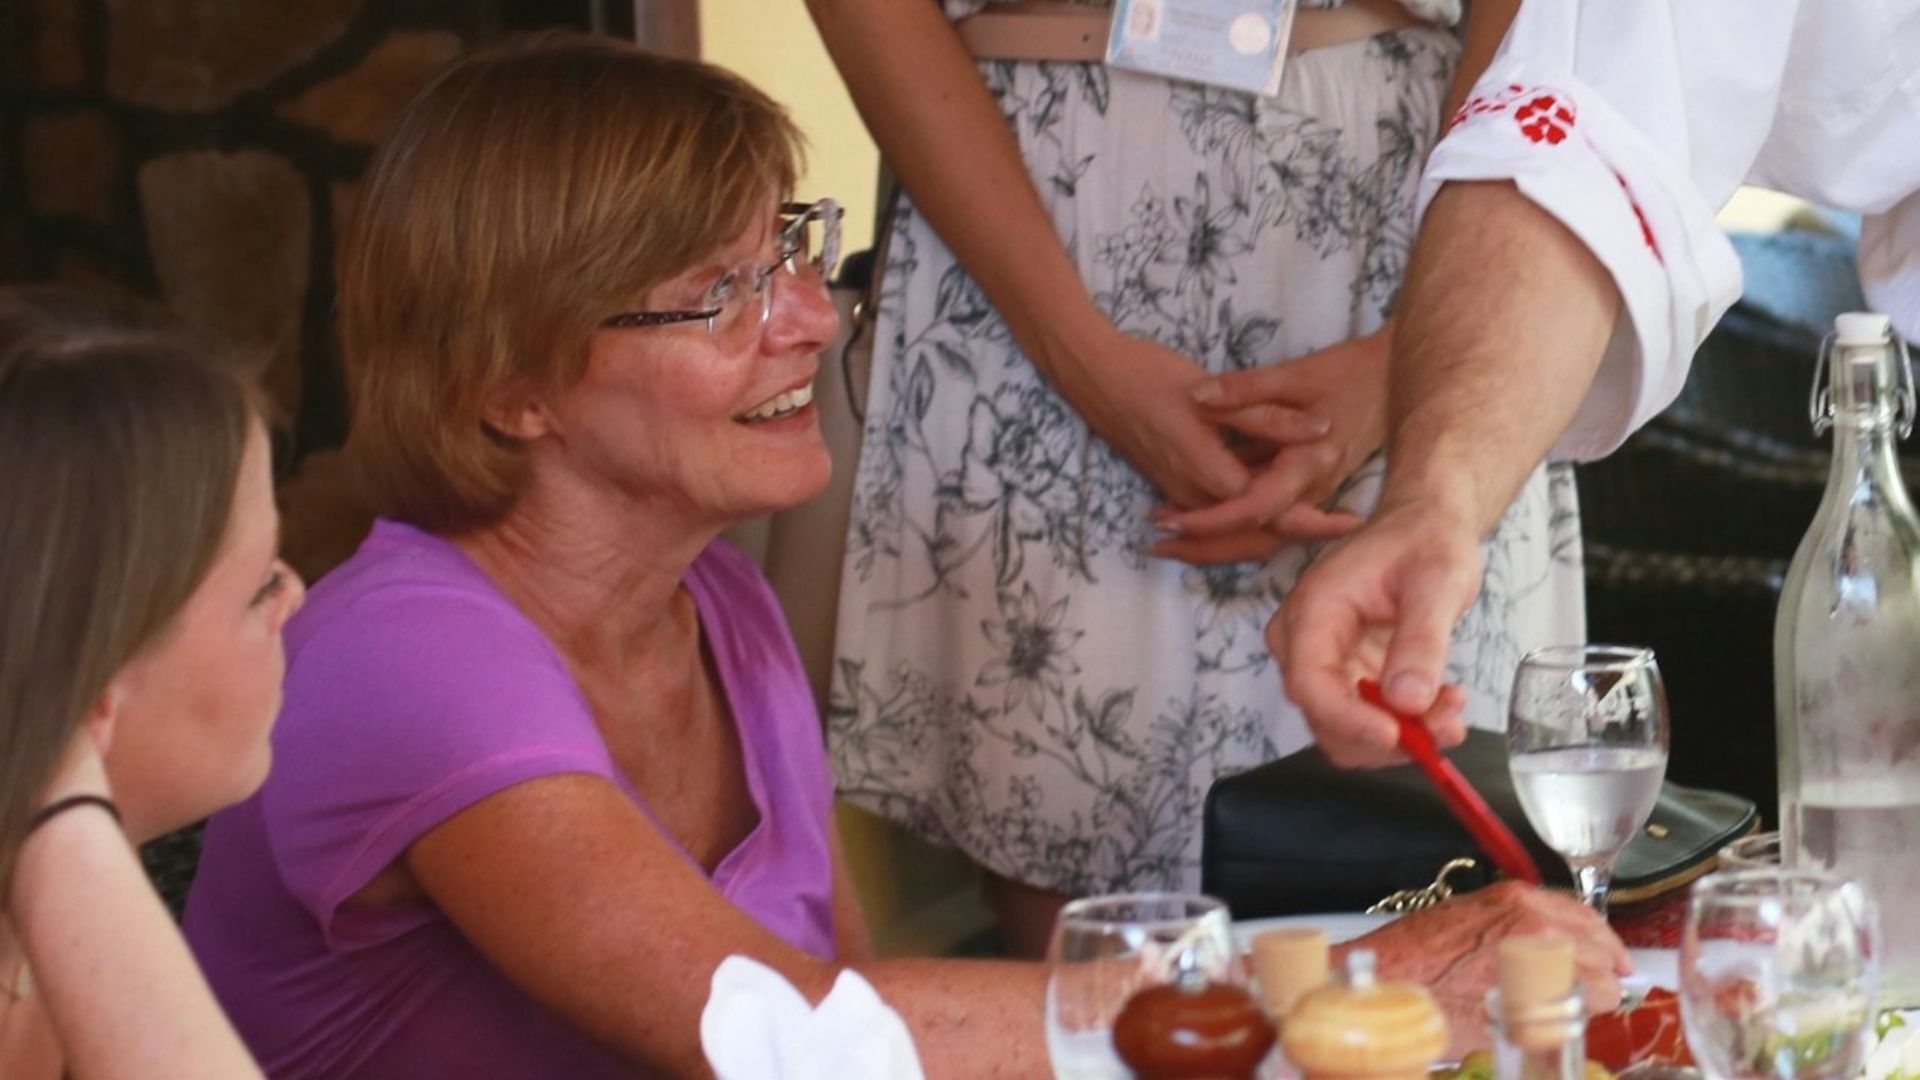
[179,33,1054,1079]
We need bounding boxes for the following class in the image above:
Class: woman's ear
[481,380,554,442]
[85,680,123,759]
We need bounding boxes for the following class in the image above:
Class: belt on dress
[954,0,1425,63]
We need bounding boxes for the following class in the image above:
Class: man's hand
[1269,499,1485,766]
[1349,882,1630,1054]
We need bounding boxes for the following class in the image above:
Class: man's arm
[1385,181,1620,540]
[1270,0,1816,765]
[1272,180,1620,765]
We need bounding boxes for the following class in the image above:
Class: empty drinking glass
[1045,893,1242,1079]
[1509,644,1670,914]
[1681,869,1878,1080]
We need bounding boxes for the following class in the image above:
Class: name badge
[1105,0,1297,98]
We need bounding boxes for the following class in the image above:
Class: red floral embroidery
[1514,93,1576,145]
[1446,82,1528,134]
[1447,85,1578,146]
[1611,169,1664,263]
[1445,85,1658,266]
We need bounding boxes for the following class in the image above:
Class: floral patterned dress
[829,0,1584,896]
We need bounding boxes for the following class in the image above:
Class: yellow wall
[1719,187,1811,233]
[701,0,880,256]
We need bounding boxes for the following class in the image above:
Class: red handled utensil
[1357,678,1543,886]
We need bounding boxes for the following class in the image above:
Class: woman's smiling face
[535,199,840,524]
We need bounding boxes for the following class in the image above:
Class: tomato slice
[1585,988,1694,1072]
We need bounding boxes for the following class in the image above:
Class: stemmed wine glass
[1681,869,1878,1080]
[1044,893,1243,1079]
[1508,644,1670,913]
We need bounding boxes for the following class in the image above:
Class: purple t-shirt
[184,520,839,1079]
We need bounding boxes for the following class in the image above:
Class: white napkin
[700,956,927,1080]
[1864,1012,1920,1080]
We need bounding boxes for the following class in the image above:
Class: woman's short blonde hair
[339,33,804,534]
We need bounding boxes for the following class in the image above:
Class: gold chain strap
[1365,857,1481,915]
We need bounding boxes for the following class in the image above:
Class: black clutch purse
[1201,729,1759,918]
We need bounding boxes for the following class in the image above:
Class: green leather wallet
[1202,729,1759,917]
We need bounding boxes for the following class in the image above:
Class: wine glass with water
[1508,644,1670,913]
[1044,893,1242,1079]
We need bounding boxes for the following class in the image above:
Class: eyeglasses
[600,198,843,340]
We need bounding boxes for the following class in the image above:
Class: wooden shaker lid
[1497,935,1574,1011]
[1281,950,1448,1080]
[1251,928,1330,1019]
[1496,934,1579,1053]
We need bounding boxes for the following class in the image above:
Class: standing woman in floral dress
[810,0,1582,956]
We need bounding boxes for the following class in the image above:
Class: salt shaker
[1111,960,1278,1080]
[1281,950,1448,1080]
[1488,935,1585,1080]
[1251,927,1330,1019]
[1251,927,1331,1078]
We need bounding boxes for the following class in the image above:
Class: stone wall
[0,0,630,577]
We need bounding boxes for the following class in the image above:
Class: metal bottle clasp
[1810,331,1917,438]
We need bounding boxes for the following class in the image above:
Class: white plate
[1234,911,1678,991]
[1236,911,1392,946]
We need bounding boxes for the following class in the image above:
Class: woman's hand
[1347,882,1631,1054]
[1054,327,1332,510]
[8,711,263,1080]
[1148,327,1391,563]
